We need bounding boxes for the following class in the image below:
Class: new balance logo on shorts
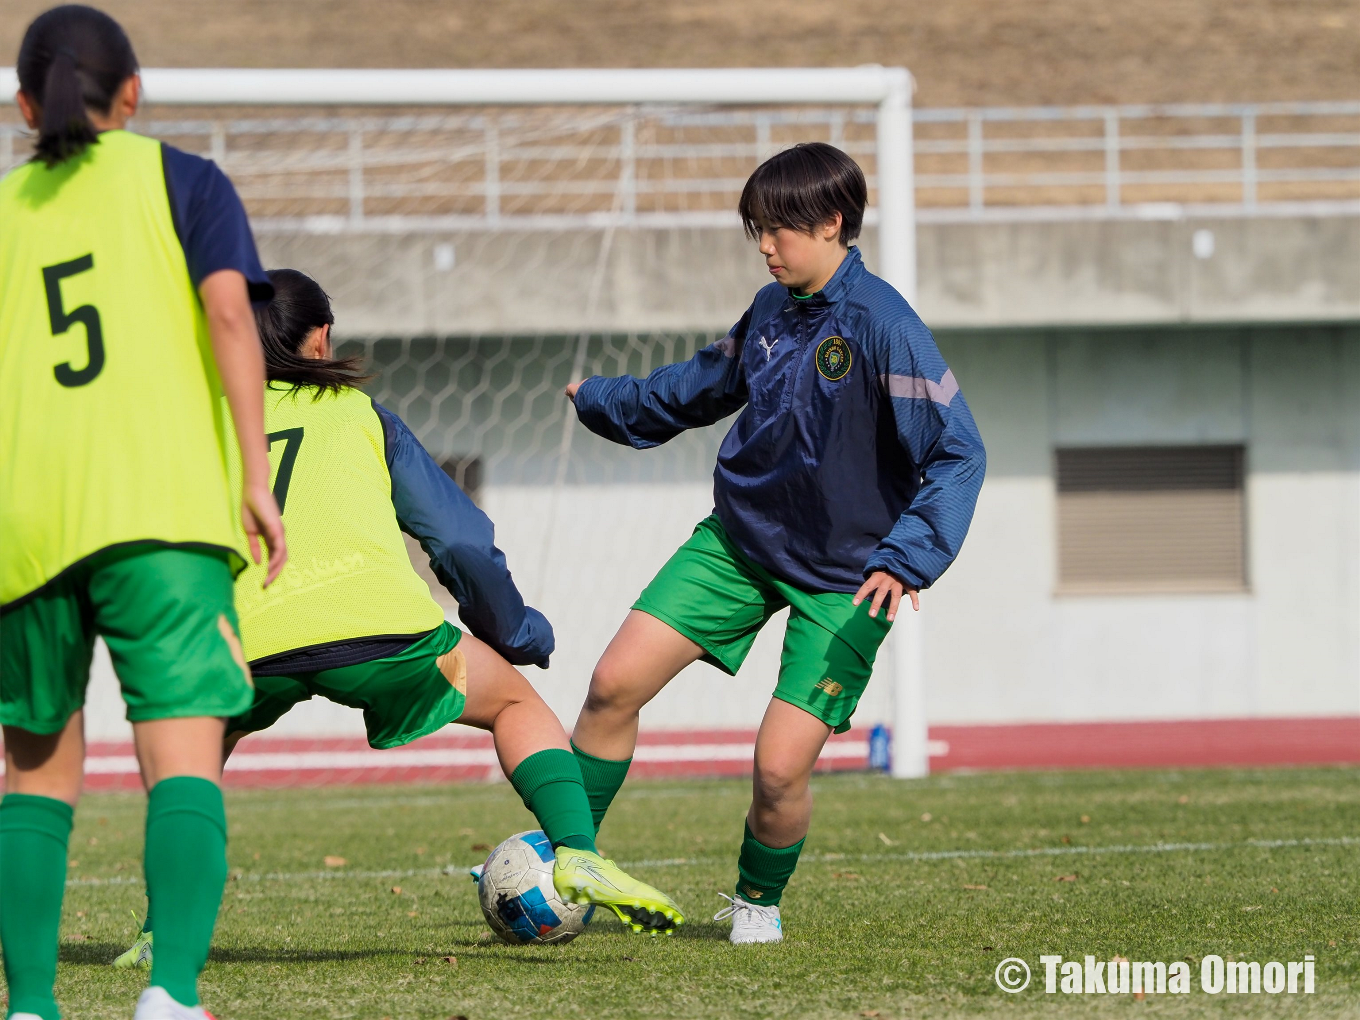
[814,678,843,696]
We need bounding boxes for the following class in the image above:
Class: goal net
[0,68,926,778]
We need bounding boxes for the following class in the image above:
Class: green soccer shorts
[633,515,892,733]
[227,622,467,749]
[0,543,254,734]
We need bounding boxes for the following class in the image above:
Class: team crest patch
[815,336,852,381]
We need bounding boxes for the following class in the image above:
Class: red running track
[931,716,1360,771]
[1,718,1355,790]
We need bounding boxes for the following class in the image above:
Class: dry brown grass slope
[0,0,1357,106]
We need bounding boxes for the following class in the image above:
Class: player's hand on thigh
[852,571,918,621]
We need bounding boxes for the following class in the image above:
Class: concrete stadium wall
[931,323,1360,725]
[255,213,1360,335]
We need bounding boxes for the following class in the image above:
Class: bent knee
[752,760,811,804]
[583,659,648,716]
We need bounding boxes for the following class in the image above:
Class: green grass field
[40,767,1360,1019]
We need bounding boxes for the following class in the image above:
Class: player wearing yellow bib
[116,269,684,961]
[0,8,286,1020]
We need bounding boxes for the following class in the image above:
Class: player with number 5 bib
[0,6,286,1020]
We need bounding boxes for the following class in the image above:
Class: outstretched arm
[567,311,751,448]
[375,403,554,668]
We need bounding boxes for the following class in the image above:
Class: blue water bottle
[869,723,891,772]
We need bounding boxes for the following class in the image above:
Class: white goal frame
[0,65,928,778]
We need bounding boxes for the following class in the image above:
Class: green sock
[570,742,631,835]
[0,794,73,1020]
[509,749,597,853]
[141,895,153,935]
[144,777,228,1008]
[735,821,805,907]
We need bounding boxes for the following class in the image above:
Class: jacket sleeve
[863,315,987,590]
[572,308,751,448]
[374,402,555,668]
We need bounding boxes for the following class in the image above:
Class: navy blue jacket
[374,403,554,667]
[574,247,986,593]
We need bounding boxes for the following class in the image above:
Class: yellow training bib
[0,130,243,606]
[227,384,445,661]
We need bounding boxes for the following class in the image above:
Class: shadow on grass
[58,924,726,969]
[462,953,566,966]
[208,946,409,964]
[59,942,142,966]
[672,923,731,942]
[58,942,411,966]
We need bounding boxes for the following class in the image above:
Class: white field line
[627,835,1360,869]
[64,835,1360,889]
[3,741,872,777]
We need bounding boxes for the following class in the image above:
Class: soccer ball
[476,830,595,945]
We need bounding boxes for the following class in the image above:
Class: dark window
[1056,445,1246,593]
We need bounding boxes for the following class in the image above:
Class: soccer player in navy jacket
[564,143,986,943]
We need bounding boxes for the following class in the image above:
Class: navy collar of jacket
[786,245,865,309]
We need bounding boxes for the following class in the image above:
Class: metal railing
[2,99,1356,230]
[915,100,1360,221]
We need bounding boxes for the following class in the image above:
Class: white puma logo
[758,336,779,361]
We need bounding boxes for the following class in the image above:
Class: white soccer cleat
[11,1013,47,1019]
[133,986,216,1020]
[714,892,783,944]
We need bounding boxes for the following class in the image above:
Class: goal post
[1,64,915,284]
[0,65,928,777]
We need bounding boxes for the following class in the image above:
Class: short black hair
[738,142,867,247]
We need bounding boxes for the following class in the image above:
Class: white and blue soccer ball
[473,830,594,945]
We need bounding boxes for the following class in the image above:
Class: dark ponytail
[17,5,138,166]
[256,269,370,398]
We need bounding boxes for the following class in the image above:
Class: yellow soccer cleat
[553,847,685,935]
[113,929,153,970]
